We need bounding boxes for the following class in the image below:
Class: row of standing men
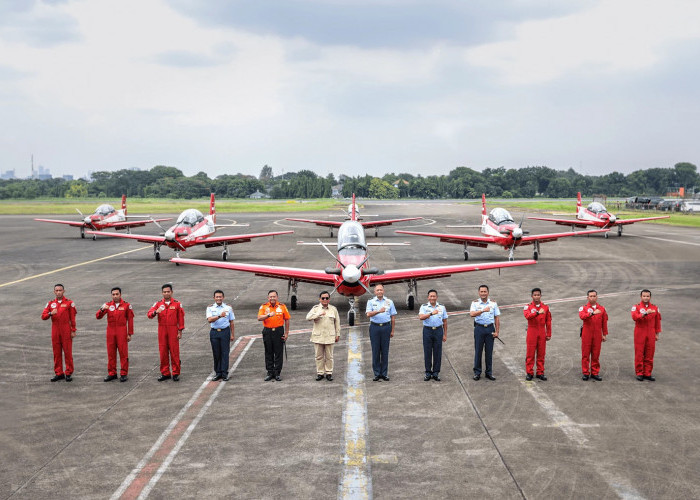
[42,283,662,384]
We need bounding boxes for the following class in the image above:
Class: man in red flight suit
[631,289,662,382]
[579,289,608,381]
[41,283,77,382]
[147,284,185,382]
[523,287,552,381]
[96,287,134,382]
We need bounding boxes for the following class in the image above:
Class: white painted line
[338,327,372,499]
[635,235,700,247]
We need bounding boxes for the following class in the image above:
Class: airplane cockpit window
[346,204,360,218]
[176,209,205,226]
[337,222,367,254]
[95,204,115,216]
[588,202,607,214]
[489,208,514,225]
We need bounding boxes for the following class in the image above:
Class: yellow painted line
[0,246,151,289]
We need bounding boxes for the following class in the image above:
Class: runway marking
[634,235,700,247]
[0,246,151,289]
[111,337,254,500]
[338,326,372,500]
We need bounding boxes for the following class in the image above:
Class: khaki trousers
[314,343,335,374]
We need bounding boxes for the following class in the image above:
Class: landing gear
[222,243,229,261]
[347,297,357,326]
[375,228,379,237]
[330,228,334,238]
[508,246,515,261]
[154,243,161,261]
[291,295,297,310]
[288,280,299,310]
[464,244,469,261]
[174,249,181,265]
[617,225,623,237]
[406,280,417,310]
[604,232,609,239]
[533,241,540,261]
[92,234,97,241]
[80,227,85,239]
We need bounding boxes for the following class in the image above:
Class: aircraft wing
[394,230,493,248]
[285,218,343,228]
[110,217,172,229]
[527,216,593,229]
[170,258,337,286]
[370,259,536,286]
[35,218,85,227]
[518,227,610,245]
[85,231,166,244]
[616,215,670,225]
[360,217,422,228]
[201,231,294,248]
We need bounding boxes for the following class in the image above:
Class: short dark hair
[111,287,121,293]
[268,290,278,296]
[641,289,651,296]
[531,287,541,295]
[162,284,173,291]
[427,289,437,296]
[319,291,330,298]
[587,289,597,295]
[478,284,489,292]
[54,283,64,290]
[213,289,224,297]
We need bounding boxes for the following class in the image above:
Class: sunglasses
[321,297,330,300]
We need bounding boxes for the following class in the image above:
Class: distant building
[249,190,269,199]
[62,174,74,181]
[332,184,343,197]
[1,169,15,180]
[33,164,52,180]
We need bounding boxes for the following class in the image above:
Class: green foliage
[65,180,88,198]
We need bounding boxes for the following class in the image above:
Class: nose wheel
[288,280,299,310]
[406,280,417,310]
[347,297,357,326]
[617,225,623,237]
[80,227,85,239]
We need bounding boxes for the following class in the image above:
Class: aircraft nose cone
[512,227,523,239]
[342,265,361,283]
[164,230,176,240]
[84,216,92,224]
[609,214,617,223]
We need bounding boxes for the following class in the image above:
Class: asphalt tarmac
[1,200,699,499]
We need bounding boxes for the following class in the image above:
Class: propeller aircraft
[171,201,536,325]
[35,195,171,240]
[86,193,293,262]
[395,194,608,261]
[528,192,670,238]
[285,194,421,237]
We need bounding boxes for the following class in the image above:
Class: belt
[424,326,442,330]
[475,322,494,328]
[264,327,279,331]
[212,327,229,332]
[371,322,388,327]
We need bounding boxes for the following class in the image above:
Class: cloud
[150,50,223,68]
[0,0,81,47]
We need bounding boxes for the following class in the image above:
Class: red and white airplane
[86,193,293,262]
[172,201,535,325]
[35,195,171,240]
[395,194,608,261]
[528,192,670,238]
[285,194,421,237]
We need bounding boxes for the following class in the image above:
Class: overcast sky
[1,0,699,180]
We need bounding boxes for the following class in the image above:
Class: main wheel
[330,229,334,238]
[464,251,469,261]
[291,295,297,310]
[604,232,609,239]
[222,251,228,261]
[617,226,623,237]
[348,310,355,326]
[533,251,539,261]
[80,228,85,239]
[155,251,161,261]
[408,295,415,310]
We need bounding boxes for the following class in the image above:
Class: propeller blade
[75,208,84,217]
[358,281,372,294]
[317,238,345,268]
[150,217,166,232]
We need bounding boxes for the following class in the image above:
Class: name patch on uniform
[631,306,636,311]
[51,303,57,309]
[109,305,116,311]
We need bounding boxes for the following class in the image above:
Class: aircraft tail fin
[481,193,488,225]
[577,192,582,213]
[351,193,357,221]
[210,193,216,223]
[121,194,127,215]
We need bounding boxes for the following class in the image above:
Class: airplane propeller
[150,217,167,233]
[75,208,84,217]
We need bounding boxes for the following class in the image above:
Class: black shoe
[537,374,547,381]
[485,374,496,381]
[264,375,274,381]
[316,374,324,381]
[636,375,644,381]
[326,374,333,381]
[473,375,480,381]
[120,375,128,382]
[591,374,602,381]
[433,375,441,382]
[382,376,390,381]
[644,375,656,382]
[582,374,590,381]
[104,374,118,382]
[275,375,281,381]
[222,375,229,381]
[65,375,72,382]
[525,373,533,381]
[157,374,171,382]
[424,374,432,381]
[51,374,65,382]
[373,376,381,381]
[172,375,179,382]
[212,374,223,381]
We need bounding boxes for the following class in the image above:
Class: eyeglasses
[321,297,330,300]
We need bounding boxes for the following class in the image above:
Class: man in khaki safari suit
[306,291,341,381]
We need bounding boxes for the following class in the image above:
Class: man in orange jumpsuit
[631,289,662,381]
[96,287,134,382]
[523,287,551,381]
[257,290,290,381]
[41,283,77,382]
[147,284,185,382]
[578,289,608,381]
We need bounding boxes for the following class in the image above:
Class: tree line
[0,162,697,200]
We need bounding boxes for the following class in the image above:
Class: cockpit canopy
[346,204,360,219]
[176,209,205,226]
[94,204,115,216]
[488,207,514,225]
[587,202,607,214]
[337,221,367,253]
